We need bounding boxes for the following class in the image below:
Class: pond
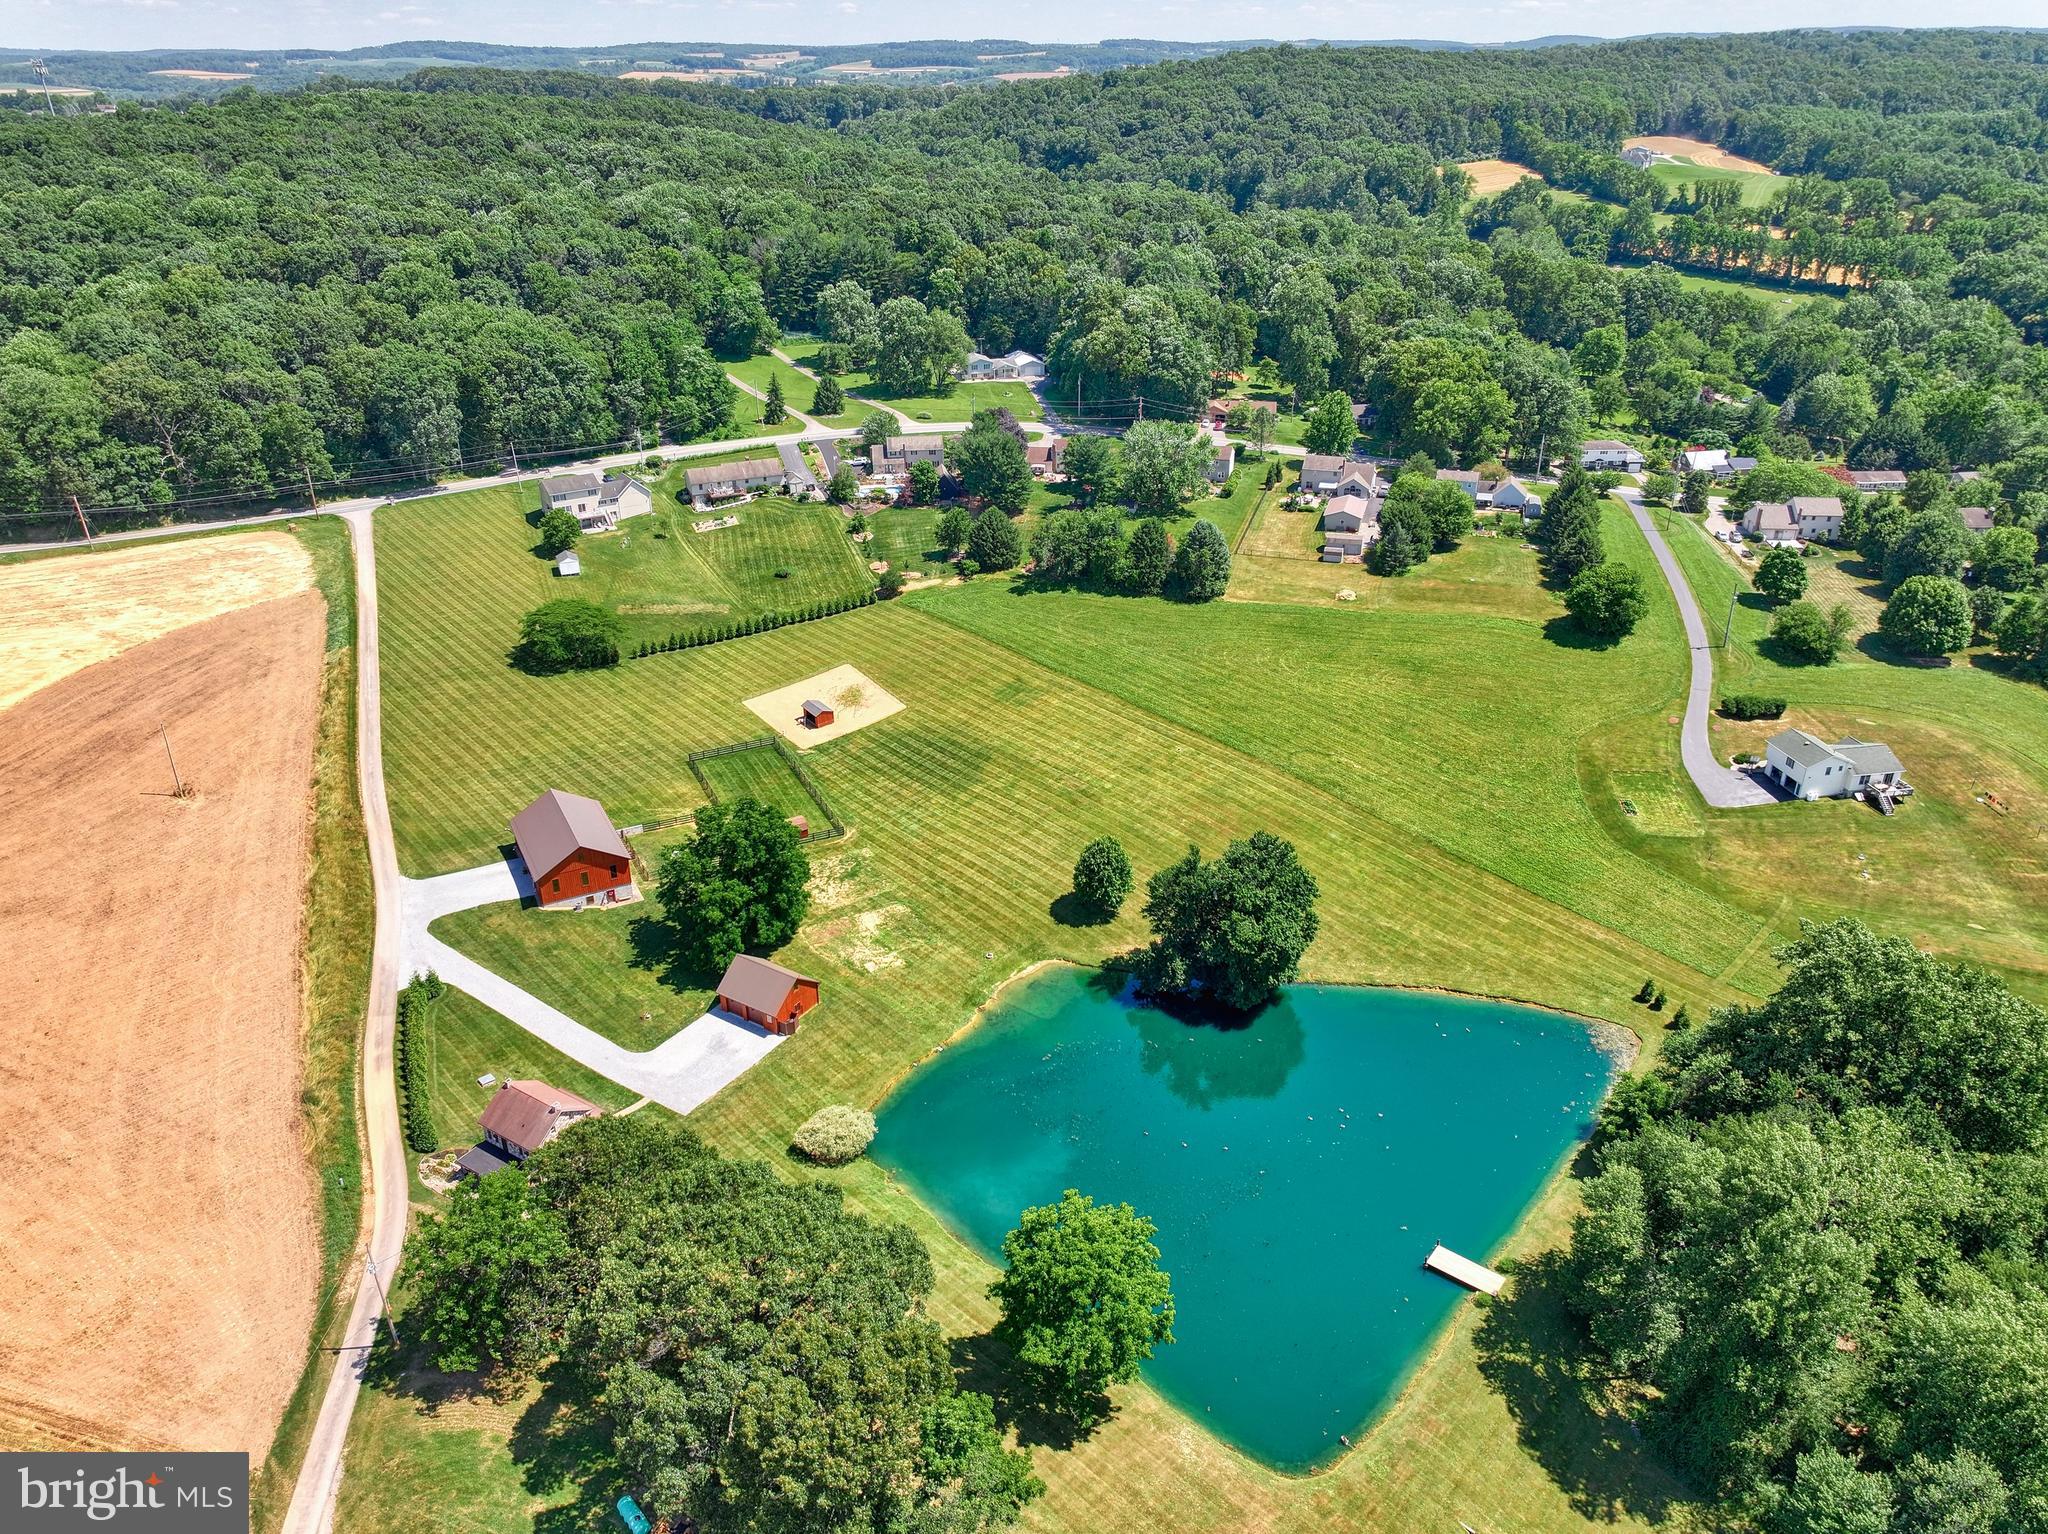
[874,966,1625,1470]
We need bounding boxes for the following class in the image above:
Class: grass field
[349,479,2048,1534]
[864,501,953,577]
[783,343,1043,424]
[693,738,834,826]
[725,352,865,430]
[412,985,641,1146]
[1645,158,1782,208]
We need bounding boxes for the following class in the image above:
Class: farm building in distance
[511,788,635,909]
[715,954,822,1035]
[457,1079,601,1176]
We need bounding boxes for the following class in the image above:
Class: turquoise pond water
[873,967,1624,1470]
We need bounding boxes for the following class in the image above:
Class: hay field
[1623,135,1776,174]
[1459,158,1544,195]
[0,592,328,1458]
[0,531,313,711]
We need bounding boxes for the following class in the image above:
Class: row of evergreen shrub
[1719,693,1788,719]
[396,971,445,1154]
[630,587,878,658]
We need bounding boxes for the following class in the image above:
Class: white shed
[553,549,582,577]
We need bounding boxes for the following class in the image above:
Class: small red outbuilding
[802,698,835,728]
[715,954,821,1035]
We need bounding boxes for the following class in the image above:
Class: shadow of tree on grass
[624,913,721,999]
[949,1329,1109,1453]
[1472,1249,1696,1528]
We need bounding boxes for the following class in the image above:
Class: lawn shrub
[1719,693,1788,719]
[791,1104,878,1165]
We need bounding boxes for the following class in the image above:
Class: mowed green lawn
[694,740,830,824]
[352,486,2048,1534]
[725,352,865,430]
[412,986,641,1148]
[1641,510,2048,992]
[784,342,1043,423]
[1645,156,1784,208]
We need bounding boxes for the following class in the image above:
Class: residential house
[1764,729,1907,801]
[1209,398,1275,431]
[542,472,653,531]
[1847,468,1908,494]
[511,788,634,910]
[1730,456,1760,475]
[715,954,822,1036]
[1742,501,1802,545]
[1622,145,1658,169]
[1026,437,1066,477]
[457,1080,601,1176]
[1961,506,1996,533]
[962,349,1045,381]
[1299,454,1351,494]
[1790,495,1845,542]
[1676,447,1733,478]
[1207,441,1237,483]
[1435,468,1497,505]
[871,435,946,477]
[1490,477,1544,514]
[1580,440,1646,473]
[1319,493,1379,561]
[777,441,817,495]
[1330,462,1378,499]
[685,457,785,503]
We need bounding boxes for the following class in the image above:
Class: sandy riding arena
[1623,135,1777,175]
[745,663,905,749]
[0,531,313,713]
[1457,159,1544,196]
[0,590,327,1458]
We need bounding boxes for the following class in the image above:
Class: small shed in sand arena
[802,698,835,728]
[715,954,822,1035]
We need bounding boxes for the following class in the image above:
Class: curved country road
[1620,493,1777,809]
[280,506,408,1534]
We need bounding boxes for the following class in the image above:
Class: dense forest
[1576,921,2048,1534]
[4,28,2048,553]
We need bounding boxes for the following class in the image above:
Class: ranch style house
[511,788,635,909]
[1580,439,1647,472]
[456,1079,602,1177]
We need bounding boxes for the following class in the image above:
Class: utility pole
[1535,432,1548,476]
[30,59,55,115]
[303,467,318,509]
[158,720,191,799]
[509,440,519,473]
[363,1253,401,1349]
[70,495,92,543]
[1722,586,1738,649]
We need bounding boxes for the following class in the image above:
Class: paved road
[281,506,410,1534]
[1621,493,1778,809]
[401,861,785,1112]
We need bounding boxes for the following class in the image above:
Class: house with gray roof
[1764,729,1907,802]
[1579,439,1646,473]
[871,434,946,477]
[1298,454,1350,494]
[1790,495,1844,542]
[685,457,786,503]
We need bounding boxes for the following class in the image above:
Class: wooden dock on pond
[1425,1243,1505,1295]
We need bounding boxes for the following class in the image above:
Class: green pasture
[783,342,1043,423]
[692,739,835,827]
[725,352,866,430]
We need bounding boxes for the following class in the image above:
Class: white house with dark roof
[1764,729,1907,801]
[1847,468,1908,494]
[1580,440,1646,473]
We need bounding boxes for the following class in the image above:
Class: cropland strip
[0,593,328,1458]
[0,531,313,711]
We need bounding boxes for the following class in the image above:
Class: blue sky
[6,0,2044,54]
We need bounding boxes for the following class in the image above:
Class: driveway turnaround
[400,862,786,1114]
[1624,499,1779,809]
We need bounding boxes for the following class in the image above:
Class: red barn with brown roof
[715,954,821,1035]
[512,788,634,909]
